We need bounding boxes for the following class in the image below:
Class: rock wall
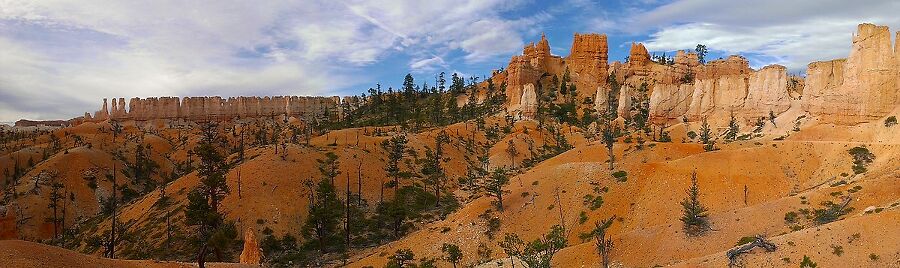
[743,65,791,119]
[802,23,898,124]
[519,83,538,118]
[567,33,609,97]
[505,34,559,111]
[82,95,357,123]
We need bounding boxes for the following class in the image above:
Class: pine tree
[46,177,63,240]
[381,135,408,200]
[186,123,236,268]
[601,122,616,170]
[699,118,715,151]
[505,140,518,169]
[680,171,709,236]
[317,152,340,186]
[302,178,346,253]
[695,44,708,64]
[725,111,739,142]
[484,168,509,211]
[442,243,463,268]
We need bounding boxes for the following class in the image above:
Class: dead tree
[594,216,616,268]
[726,236,777,267]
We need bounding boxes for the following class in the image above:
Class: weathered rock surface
[14,120,69,128]
[743,65,791,120]
[239,228,262,264]
[519,83,538,118]
[80,95,357,123]
[505,34,561,113]
[803,23,898,124]
[567,33,609,97]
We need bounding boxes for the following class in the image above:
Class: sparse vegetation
[848,146,874,174]
[681,171,709,236]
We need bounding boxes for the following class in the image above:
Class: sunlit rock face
[81,95,358,123]
[803,23,898,125]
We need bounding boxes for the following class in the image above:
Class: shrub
[485,217,501,239]
[830,245,843,256]
[800,255,817,268]
[869,253,879,261]
[612,170,628,182]
[735,236,757,246]
[848,146,874,174]
[885,116,897,127]
[686,131,697,139]
[784,211,798,224]
[814,200,853,224]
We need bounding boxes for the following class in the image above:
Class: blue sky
[1,0,899,121]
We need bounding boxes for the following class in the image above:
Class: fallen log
[726,235,777,267]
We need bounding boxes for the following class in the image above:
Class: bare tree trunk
[197,243,208,268]
[346,173,351,249]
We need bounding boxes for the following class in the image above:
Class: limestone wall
[802,23,898,124]
[83,95,358,123]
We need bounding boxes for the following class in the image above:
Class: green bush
[848,146,874,174]
[800,255,817,268]
[612,170,628,182]
[735,236,757,246]
[784,211,798,224]
[885,116,897,127]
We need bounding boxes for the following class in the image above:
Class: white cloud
[0,0,537,121]
[409,56,447,73]
[634,0,900,72]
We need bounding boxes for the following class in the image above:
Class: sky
[1,0,899,122]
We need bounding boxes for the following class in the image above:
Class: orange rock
[239,228,262,264]
[803,23,898,124]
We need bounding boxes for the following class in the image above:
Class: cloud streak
[635,0,900,71]
[0,0,538,121]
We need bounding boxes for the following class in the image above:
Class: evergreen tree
[601,122,617,170]
[699,118,715,151]
[301,178,346,253]
[441,243,463,268]
[381,135,408,202]
[186,123,236,268]
[593,216,616,268]
[680,171,709,236]
[46,178,63,240]
[387,248,415,268]
[695,44,708,64]
[505,140,519,169]
[317,152,340,186]
[499,225,566,268]
[484,168,509,211]
[725,111,739,142]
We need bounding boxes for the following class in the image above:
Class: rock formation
[743,65,791,120]
[79,95,359,124]
[519,83,538,118]
[505,34,562,113]
[239,228,262,264]
[71,23,899,128]
[14,119,69,128]
[567,33,609,96]
[803,23,898,124]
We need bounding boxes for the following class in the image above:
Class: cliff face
[567,33,609,97]
[74,24,898,127]
[505,34,563,114]
[81,95,357,123]
[503,23,898,126]
[803,23,898,124]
